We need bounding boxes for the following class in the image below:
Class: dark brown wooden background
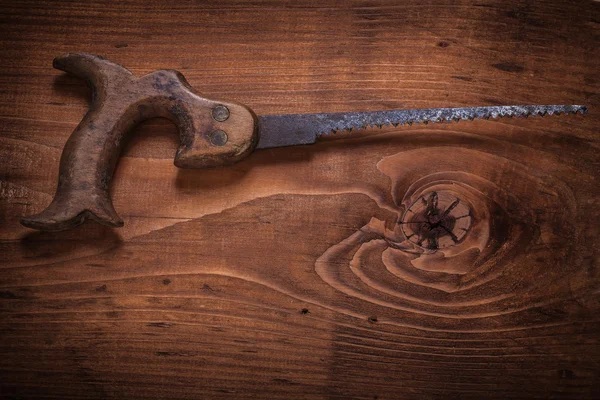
[1,0,599,398]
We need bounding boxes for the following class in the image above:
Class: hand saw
[20,53,587,232]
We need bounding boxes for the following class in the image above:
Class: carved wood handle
[20,53,258,232]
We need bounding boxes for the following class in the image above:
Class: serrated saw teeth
[319,105,586,137]
[256,104,587,149]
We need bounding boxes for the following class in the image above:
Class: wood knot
[401,191,472,251]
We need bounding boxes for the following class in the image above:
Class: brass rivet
[212,105,230,122]
[210,130,228,146]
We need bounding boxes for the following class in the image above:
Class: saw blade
[256,104,587,149]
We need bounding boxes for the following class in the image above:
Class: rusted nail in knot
[401,191,472,251]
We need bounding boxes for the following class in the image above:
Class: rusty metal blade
[256,104,587,149]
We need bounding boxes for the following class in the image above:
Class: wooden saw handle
[21,53,258,232]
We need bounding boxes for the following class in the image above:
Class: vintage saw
[21,53,587,232]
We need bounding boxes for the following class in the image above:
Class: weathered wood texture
[20,53,259,232]
[1,0,599,398]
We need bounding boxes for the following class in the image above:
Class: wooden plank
[1,0,599,398]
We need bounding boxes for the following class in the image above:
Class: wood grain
[1,0,599,398]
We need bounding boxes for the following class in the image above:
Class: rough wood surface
[1,0,599,399]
